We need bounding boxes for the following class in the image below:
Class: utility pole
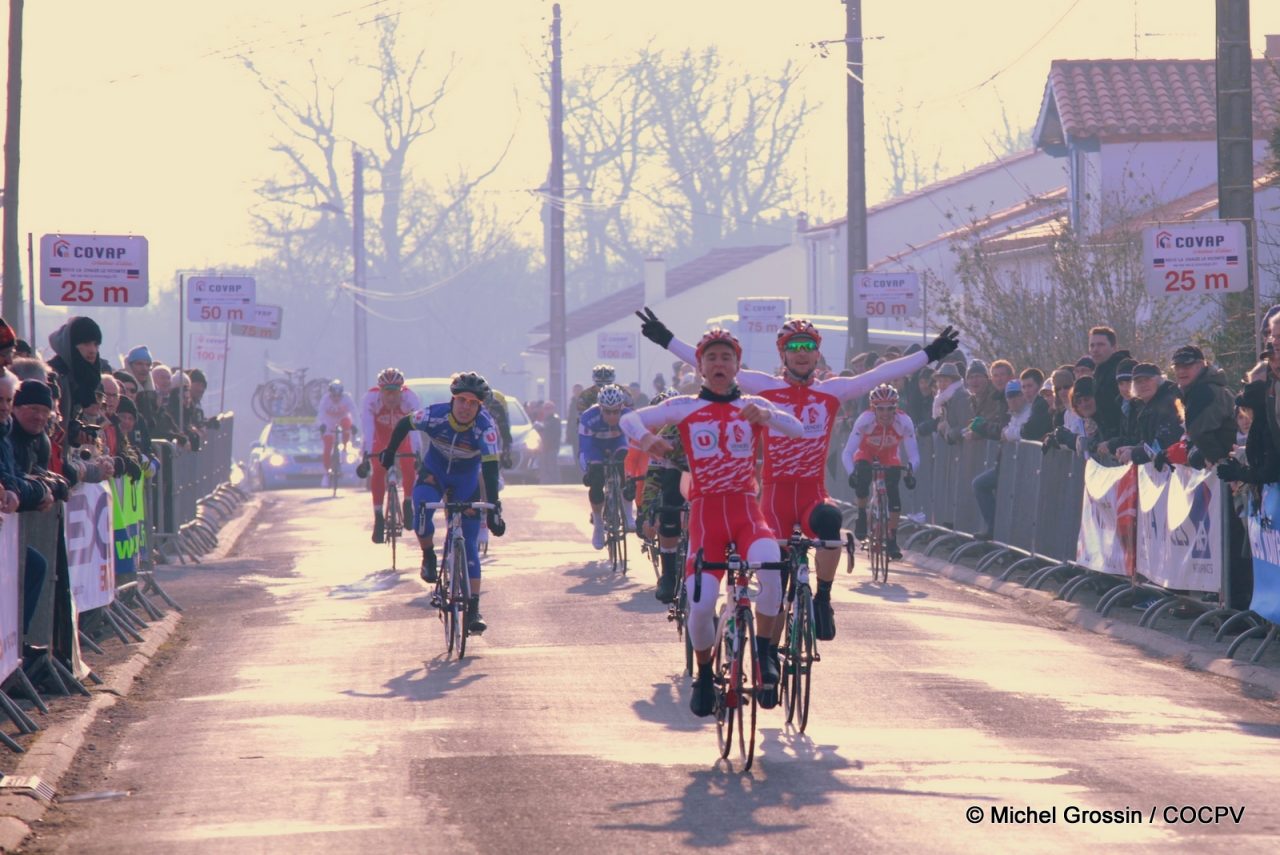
[548,3,567,414]
[1214,0,1256,341]
[2,0,24,331]
[352,148,368,391]
[844,0,869,366]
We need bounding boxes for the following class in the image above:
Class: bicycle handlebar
[422,501,496,512]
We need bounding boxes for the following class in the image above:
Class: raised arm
[820,351,928,401]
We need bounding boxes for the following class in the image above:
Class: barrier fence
[0,412,247,755]
[829,433,1278,663]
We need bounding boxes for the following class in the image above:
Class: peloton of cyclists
[621,328,806,717]
[637,308,959,641]
[316,380,358,488]
[380,371,506,635]
[579,383,636,549]
[841,383,921,560]
[357,368,422,544]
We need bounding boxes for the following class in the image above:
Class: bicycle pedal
[428,593,442,608]
[812,651,822,662]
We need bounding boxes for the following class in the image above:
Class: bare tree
[986,95,1034,158]
[880,99,942,198]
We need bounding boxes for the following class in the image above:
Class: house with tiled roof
[520,241,804,399]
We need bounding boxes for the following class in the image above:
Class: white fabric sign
[1076,460,1137,577]
[65,483,116,614]
[0,513,20,681]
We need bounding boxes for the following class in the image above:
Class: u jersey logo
[689,423,720,458]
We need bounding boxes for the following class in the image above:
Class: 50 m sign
[39,234,149,308]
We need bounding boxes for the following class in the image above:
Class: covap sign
[1143,221,1247,298]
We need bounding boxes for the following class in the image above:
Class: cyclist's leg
[806,497,844,640]
[584,459,606,547]
[413,473,443,580]
[321,428,335,481]
[654,468,685,602]
[884,466,904,556]
[370,455,389,542]
[685,497,726,662]
[851,459,873,538]
[759,481,800,647]
[736,494,784,702]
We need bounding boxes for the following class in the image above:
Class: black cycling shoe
[467,595,487,635]
[813,593,836,641]
[420,550,438,584]
[690,666,716,717]
[655,557,679,604]
[756,637,780,709]
[887,536,903,560]
[854,512,868,541]
[372,513,385,544]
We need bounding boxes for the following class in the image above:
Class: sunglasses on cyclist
[784,339,818,352]
[873,404,897,412]
[381,384,403,392]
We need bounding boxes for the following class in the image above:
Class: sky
[7,0,1280,316]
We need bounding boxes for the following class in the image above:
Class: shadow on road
[632,677,702,733]
[341,657,486,704]
[849,580,928,603]
[565,561,633,596]
[615,587,667,615]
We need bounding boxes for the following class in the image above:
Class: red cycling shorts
[686,492,778,579]
[760,480,831,540]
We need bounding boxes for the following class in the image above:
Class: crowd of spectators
[0,313,220,647]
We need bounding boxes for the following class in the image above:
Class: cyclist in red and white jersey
[638,308,958,640]
[316,380,358,488]
[621,328,805,718]
[357,367,422,543]
[841,383,920,560]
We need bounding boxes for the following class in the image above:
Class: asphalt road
[22,485,1280,853]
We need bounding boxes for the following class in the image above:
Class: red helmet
[776,319,822,353]
[869,383,899,406]
[695,328,742,362]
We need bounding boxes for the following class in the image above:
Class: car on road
[246,417,362,490]
[403,377,543,484]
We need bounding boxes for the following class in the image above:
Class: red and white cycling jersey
[315,392,358,433]
[841,409,920,471]
[667,338,925,483]
[360,386,423,453]
[620,393,804,501]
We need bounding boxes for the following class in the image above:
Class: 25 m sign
[39,234,149,308]
[1143,222,1247,299]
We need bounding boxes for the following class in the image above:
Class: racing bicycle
[778,528,856,732]
[694,545,787,772]
[601,456,630,575]
[864,463,896,583]
[425,492,495,660]
[381,452,416,570]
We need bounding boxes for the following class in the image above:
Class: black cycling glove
[903,471,917,490]
[635,307,674,349]
[923,326,960,363]
[487,502,506,537]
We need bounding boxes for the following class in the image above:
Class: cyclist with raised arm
[637,387,688,602]
[380,372,505,634]
[638,308,958,640]
[621,329,806,717]
[356,368,422,543]
[579,384,635,550]
[841,383,921,560]
[316,380,358,488]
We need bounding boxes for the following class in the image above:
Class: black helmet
[450,371,490,399]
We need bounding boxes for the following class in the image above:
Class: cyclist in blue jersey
[579,384,635,549]
[380,371,506,634]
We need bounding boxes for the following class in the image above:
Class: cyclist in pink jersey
[621,328,805,718]
[841,383,921,559]
[638,308,959,640]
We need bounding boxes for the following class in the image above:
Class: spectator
[0,317,14,368]
[966,360,1004,424]
[1045,376,1111,456]
[1018,368,1053,441]
[1172,345,1236,467]
[1089,326,1131,437]
[972,380,1034,539]
[1111,363,1184,465]
[627,381,650,408]
[47,315,110,422]
[0,371,51,512]
[99,375,122,455]
[931,362,972,444]
[990,360,1015,395]
[1116,358,1136,400]
[902,364,934,425]
[652,373,666,397]
[1050,368,1075,427]
[1073,356,1095,380]
[113,370,139,402]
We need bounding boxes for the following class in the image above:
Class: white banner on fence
[1139,464,1222,592]
[1076,460,1137,577]
[0,513,20,681]
[65,483,116,615]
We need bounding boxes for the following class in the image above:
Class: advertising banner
[1076,460,1137,577]
[0,513,20,681]
[65,483,116,614]
[111,476,145,586]
[1246,484,1280,625]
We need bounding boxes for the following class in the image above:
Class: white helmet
[597,385,628,410]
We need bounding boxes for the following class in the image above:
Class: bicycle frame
[423,494,494,659]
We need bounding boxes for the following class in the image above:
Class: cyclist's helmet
[376,367,404,389]
[869,383,899,406]
[328,380,343,394]
[592,364,617,386]
[597,385,628,410]
[449,371,490,400]
[650,387,679,404]
[776,319,823,353]
[694,328,742,361]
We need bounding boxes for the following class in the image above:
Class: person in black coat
[1110,364,1185,465]
[46,315,111,423]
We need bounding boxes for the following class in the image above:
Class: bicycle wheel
[302,378,328,415]
[438,541,455,655]
[782,598,799,726]
[330,444,341,497]
[713,609,737,760]
[453,535,470,659]
[385,482,400,571]
[875,498,891,583]
[795,586,815,732]
[739,613,757,770]
[254,379,296,420]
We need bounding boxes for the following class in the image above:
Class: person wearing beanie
[46,314,111,424]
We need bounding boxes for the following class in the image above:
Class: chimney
[643,257,665,307]
[1268,35,1280,60]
